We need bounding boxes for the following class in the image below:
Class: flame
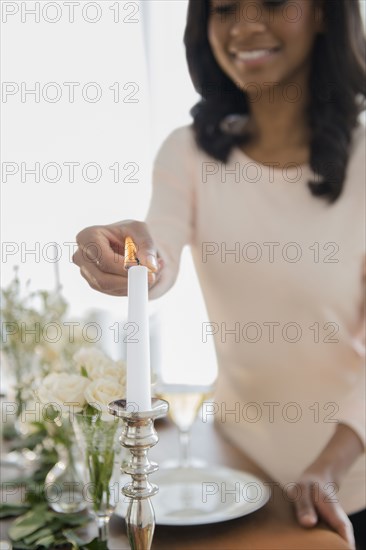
[124,236,139,269]
[125,237,140,269]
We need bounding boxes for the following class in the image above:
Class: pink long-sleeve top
[145,123,366,514]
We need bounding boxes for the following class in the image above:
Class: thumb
[292,482,318,527]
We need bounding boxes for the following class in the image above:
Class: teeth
[236,49,273,61]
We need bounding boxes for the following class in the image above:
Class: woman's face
[208,0,324,93]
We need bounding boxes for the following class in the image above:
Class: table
[107,417,350,550]
[1,417,351,550]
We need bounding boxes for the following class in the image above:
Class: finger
[130,242,158,272]
[316,498,355,548]
[72,248,83,267]
[148,263,166,289]
[77,232,126,276]
[80,261,158,294]
[77,244,159,290]
[88,229,158,274]
[76,222,161,275]
[292,482,318,527]
[148,271,157,286]
[79,264,128,295]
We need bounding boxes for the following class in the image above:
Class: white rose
[73,347,115,380]
[84,378,125,421]
[37,372,89,413]
[74,347,126,384]
[101,360,126,385]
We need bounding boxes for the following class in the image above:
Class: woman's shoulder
[157,124,196,153]
[153,124,206,177]
[344,119,366,200]
[346,119,366,179]
[153,124,198,170]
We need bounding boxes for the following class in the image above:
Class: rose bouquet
[1,269,94,475]
[37,347,126,540]
[1,270,93,412]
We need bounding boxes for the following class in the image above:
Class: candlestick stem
[108,398,169,550]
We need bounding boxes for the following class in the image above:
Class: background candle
[126,265,152,411]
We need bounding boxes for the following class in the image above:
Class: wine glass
[155,382,215,469]
[148,298,217,468]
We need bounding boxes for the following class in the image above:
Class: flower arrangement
[0,269,92,422]
[37,347,127,539]
[0,270,127,545]
[38,347,126,419]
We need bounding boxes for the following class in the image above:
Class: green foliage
[9,505,52,541]
[80,366,88,378]
[81,538,108,550]
[0,504,30,519]
[63,531,108,550]
[7,502,92,549]
[1,268,69,380]
[10,424,48,452]
[1,417,114,549]
[73,413,119,514]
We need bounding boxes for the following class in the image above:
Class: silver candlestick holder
[108,398,169,550]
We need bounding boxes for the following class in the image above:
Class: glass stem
[179,429,191,468]
[97,516,109,542]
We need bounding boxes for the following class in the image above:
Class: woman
[73,1,366,547]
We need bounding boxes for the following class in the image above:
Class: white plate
[116,465,270,526]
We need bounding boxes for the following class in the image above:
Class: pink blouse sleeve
[145,127,195,299]
[338,257,366,447]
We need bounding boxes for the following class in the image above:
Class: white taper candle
[126,265,152,411]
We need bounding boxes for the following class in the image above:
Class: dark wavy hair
[184,0,366,203]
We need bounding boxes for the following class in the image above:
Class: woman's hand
[72,220,163,295]
[290,423,364,549]
[290,466,355,549]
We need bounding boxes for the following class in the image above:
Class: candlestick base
[108,398,169,550]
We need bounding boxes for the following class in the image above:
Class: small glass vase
[72,410,122,541]
[0,395,39,475]
[45,443,86,514]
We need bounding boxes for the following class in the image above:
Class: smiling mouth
[236,47,279,60]
[229,47,281,64]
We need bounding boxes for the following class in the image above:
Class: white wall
[2,0,364,383]
[1,0,217,384]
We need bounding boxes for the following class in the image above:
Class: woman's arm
[291,423,364,549]
[311,423,364,483]
[145,126,196,299]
